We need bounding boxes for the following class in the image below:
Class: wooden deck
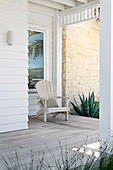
[0,114,99,166]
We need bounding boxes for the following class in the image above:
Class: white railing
[59,0,100,27]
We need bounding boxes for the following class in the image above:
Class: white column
[100,0,113,140]
[53,10,62,100]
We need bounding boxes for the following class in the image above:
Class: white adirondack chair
[35,80,69,122]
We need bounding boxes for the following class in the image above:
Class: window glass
[28,30,44,89]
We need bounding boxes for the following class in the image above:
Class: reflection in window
[28,30,44,89]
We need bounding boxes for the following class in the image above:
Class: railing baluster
[74,13,77,23]
[92,8,95,18]
[67,15,70,24]
[85,9,88,20]
[96,7,99,17]
[64,16,66,25]
[60,5,100,27]
[78,12,80,22]
[60,17,63,26]
[70,14,74,24]
[88,8,92,19]
[81,11,84,21]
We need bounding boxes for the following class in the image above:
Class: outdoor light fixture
[7,31,13,46]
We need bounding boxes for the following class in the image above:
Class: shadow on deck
[0,114,99,153]
[0,114,99,167]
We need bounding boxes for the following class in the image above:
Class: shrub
[0,142,87,170]
[70,92,99,119]
[1,140,113,170]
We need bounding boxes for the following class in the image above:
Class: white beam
[59,0,100,16]
[53,11,62,105]
[51,0,76,7]
[100,0,113,140]
[29,0,65,10]
[76,0,88,3]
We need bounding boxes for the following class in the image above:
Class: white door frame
[53,11,62,100]
[29,24,50,82]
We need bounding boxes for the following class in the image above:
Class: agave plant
[70,92,99,119]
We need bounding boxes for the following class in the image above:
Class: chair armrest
[57,96,70,107]
[57,96,70,100]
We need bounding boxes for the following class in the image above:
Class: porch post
[100,0,113,140]
[53,11,62,101]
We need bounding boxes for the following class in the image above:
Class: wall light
[7,31,13,46]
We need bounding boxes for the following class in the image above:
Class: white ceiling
[29,0,96,11]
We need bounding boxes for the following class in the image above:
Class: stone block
[62,19,100,100]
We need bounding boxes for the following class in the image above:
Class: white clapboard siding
[0,84,28,92]
[0,68,28,76]
[29,92,38,98]
[29,110,39,116]
[0,115,28,125]
[0,10,28,22]
[29,14,52,27]
[0,44,28,53]
[0,1,28,14]
[0,92,28,100]
[0,122,28,133]
[29,99,38,105]
[0,34,28,45]
[0,60,28,68]
[28,92,40,116]
[0,18,27,29]
[0,27,28,37]
[0,0,28,133]
[0,99,28,108]
[29,105,39,111]
[0,51,28,60]
[0,107,28,117]
[0,0,28,6]
[0,76,28,84]
[29,2,54,17]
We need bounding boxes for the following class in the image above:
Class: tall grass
[0,140,113,170]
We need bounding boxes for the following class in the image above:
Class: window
[28,30,44,89]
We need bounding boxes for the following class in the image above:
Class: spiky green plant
[70,92,99,119]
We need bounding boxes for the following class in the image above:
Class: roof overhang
[29,0,100,11]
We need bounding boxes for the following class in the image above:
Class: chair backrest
[35,80,57,99]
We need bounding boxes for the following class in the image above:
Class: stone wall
[62,19,100,103]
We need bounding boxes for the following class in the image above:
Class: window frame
[28,27,46,92]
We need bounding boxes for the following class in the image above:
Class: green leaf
[70,92,99,119]
[70,102,82,116]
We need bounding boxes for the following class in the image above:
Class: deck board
[0,114,99,167]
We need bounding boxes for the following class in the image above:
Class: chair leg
[65,111,68,121]
[43,112,47,122]
[33,109,44,118]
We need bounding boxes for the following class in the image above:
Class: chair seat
[45,107,68,114]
